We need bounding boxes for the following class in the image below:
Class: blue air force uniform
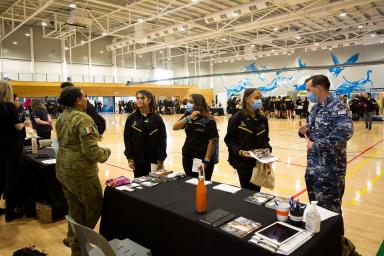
[305,95,353,214]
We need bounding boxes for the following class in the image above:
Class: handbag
[250,161,275,190]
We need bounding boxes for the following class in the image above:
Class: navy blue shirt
[0,102,22,145]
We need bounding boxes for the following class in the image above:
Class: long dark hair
[136,90,157,113]
[241,88,264,116]
[190,94,210,118]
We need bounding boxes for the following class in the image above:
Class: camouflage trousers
[305,171,345,214]
[59,175,103,256]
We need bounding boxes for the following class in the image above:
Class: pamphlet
[198,209,236,227]
[244,192,275,206]
[220,217,262,238]
[192,158,202,173]
[185,178,212,186]
[249,148,279,163]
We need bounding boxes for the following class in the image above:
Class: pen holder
[289,211,303,227]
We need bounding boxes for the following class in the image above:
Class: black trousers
[236,166,261,192]
[134,162,151,178]
[182,156,215,181]
[37,131,51,139]
[0,140,23,214]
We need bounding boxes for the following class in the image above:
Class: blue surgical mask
[185,103,194,113]
[307,92,318,103]
[252,99,263,110]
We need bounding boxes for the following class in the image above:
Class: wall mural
[328,53,360,77]
[226,52,374,97]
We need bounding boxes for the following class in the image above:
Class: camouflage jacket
[308,95,354,154]
[56,107,110,177]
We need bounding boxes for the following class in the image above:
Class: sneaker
[63,238,70,248]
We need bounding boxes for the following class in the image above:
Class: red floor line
[292,138,384,198]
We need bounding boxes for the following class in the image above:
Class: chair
[65,215,151,256]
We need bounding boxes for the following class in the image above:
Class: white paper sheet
[302,204,339,222]
[41,159,56,165]
[212,184,241,194]
[185,178,212,185]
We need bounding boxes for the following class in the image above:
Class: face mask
[251,99,263,110]
[185,103,194,113]
[307,92,318,103]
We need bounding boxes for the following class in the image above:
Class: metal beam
[0,0,54,42]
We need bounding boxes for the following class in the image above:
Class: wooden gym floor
[1,113,383,256]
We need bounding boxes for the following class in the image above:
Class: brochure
[249,148,279,163]
[220,217,262,238]
[244,192,275,206]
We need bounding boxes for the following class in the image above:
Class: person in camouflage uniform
[299,74,353,214]
[56,86,111,256]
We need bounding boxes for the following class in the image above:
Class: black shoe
[63,238,70,248]
[5,211,23,222]
[368,126,372,130]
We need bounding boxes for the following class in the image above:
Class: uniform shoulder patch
[84,126,96,134]
[338,110,347,115]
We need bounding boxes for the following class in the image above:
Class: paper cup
[151,163,158,172]
[276,203,290,222]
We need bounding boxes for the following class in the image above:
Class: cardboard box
[36,202,53,224]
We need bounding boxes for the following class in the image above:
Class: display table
[100,178,342,256]
[210,107,225,116]
[21,147,68,221]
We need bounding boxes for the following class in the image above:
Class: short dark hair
[60,82,74,89]
[367,92,371,98]
[58,86,82,107]
[306,74,330,90]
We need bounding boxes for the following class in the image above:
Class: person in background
[13,94,27,144]
[30,99,52,139]
[361,92,376,130]
[0,81,29,221]
[225,88,271,191]
[173,94,219,181]
[60,82,106,135]
[124,90,167,177]
[56,86,111,256]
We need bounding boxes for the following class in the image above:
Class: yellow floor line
[346,145,384,178]
[345,169,383,206]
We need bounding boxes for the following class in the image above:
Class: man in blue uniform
[299,74,353,214]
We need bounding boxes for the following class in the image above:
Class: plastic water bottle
[32,137,38,155]
[305,201,321,233]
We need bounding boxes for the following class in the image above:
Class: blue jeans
[364,112,373,129]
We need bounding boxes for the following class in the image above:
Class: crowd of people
[0,74,375,255]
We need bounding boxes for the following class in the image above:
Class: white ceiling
[0,0,383,63]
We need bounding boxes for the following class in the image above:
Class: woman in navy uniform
[173,94,219,181]
[124,90,167,177]
[225,88,271,191]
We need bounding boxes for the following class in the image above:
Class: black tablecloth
[210,107,225,116]
[100,178,342,256]
[21,148,68,220]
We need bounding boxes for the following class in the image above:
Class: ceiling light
[100,50,104,54]
[222,38,227,41]
[370,34,376,37]
[288,53,291,56]
[138,18,144,22]
[180,27,185,31]
[139,55,143,58]
[25,33,30,37]
[159,50,163,53]
[314,42,319,46]
[271,49,275,52]
[232,13,239,17]
[69,3,76,8]
[41,21,47,26]
[64,46,69,50]
[273,27,278,31]
[192,0,198,2]
[102,32,107,36]
[12,41,18,45]
[81,40,85,44]
[339,12,346,17]
[358,25,363,29]
[380,40,384,44]
[296,36,301,40]
[251,44,255,47]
